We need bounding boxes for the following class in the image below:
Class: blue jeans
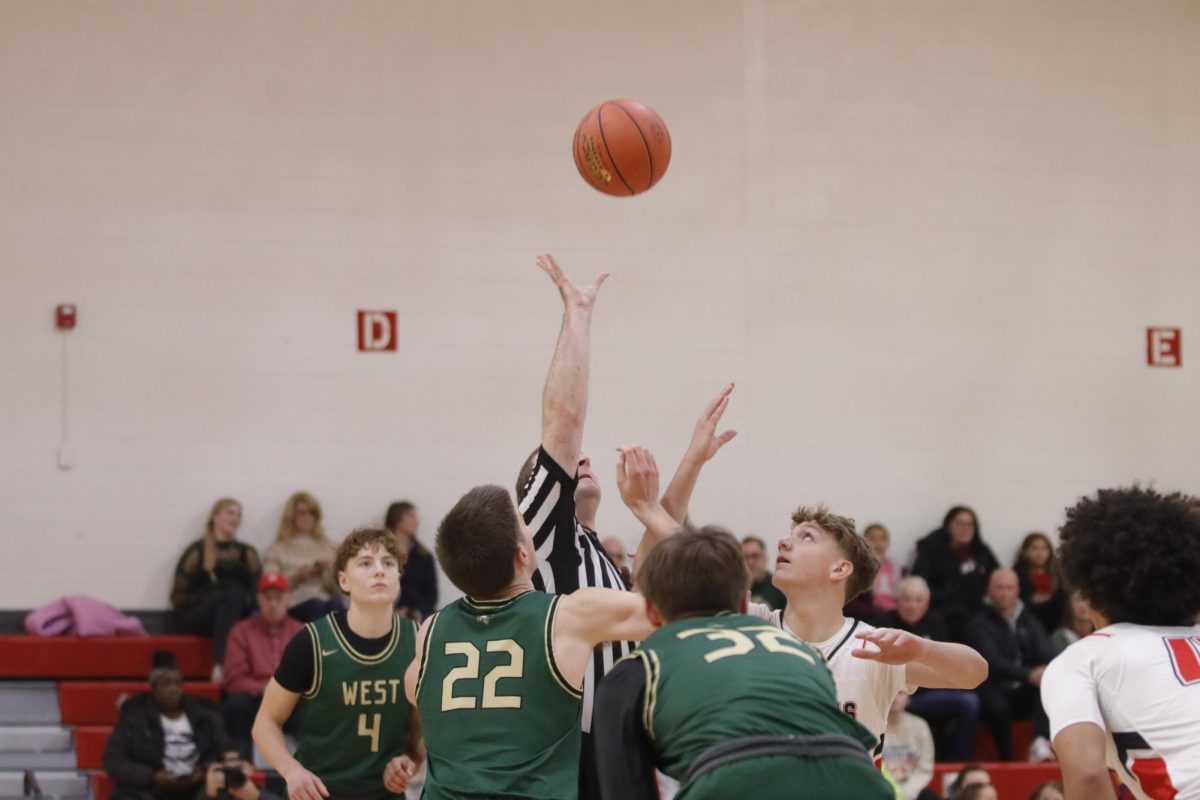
[906,688,980,762]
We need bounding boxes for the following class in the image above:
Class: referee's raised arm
[535,252,608,473]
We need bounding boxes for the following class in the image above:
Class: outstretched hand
[615,445,661,514]
[537,253,609,312]
[685,383,737,463]
[850,628,931,665]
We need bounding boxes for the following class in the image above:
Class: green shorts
[678,753,894,800]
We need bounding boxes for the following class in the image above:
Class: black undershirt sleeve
[592,657,660,800]
[273,627,314,694]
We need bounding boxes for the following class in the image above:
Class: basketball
[572,99,671,196]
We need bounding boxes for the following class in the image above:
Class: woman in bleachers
[262,491,343,622]
[1013,531,1066,635]
[1048,590,1093,658]
[170,498,260,681]
[911,505,1000,642]
[864,522,901,615]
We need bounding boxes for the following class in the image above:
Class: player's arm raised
[537,253,609,472]
[1053,723,1116,800]
[632,385,737,573]
[253,680,328,800]
[851,628,988,690]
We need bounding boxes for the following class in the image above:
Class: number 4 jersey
[290,613,417,799]
[1042,623,1200,800]
[415,591,583,800]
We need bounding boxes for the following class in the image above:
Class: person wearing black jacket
[103,654,233,800]
[966,569,1053,761]
[878,576,980,761]
[385,501,439,621]
[911,505,1000,642]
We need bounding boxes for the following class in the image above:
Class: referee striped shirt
[517,445,633,733]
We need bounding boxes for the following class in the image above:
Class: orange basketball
[573,99,671,196]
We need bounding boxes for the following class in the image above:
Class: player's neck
[482,578,535,601]
[346,602,394,639]
[781,590,847,643]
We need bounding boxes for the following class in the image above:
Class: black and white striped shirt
[518,445,633,732]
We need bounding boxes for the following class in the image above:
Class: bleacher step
[0,769,88,799]
[0,683,59,725]
[0,750,76,769]
[0,725,72,753]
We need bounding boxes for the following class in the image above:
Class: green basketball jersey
[294,613,417,800]
[637,613,877,781]
[415,591,582,800]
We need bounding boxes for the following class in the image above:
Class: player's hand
[850,628,931,665]
[615,445,661,514]
[382,755,418,793]
[536,253,609,312]
[685,383,737,463]
[283,765,329,800]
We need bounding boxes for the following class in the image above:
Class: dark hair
[1058,486,1200,626]
[515,447,540,503]
[791,505,879,602]
[333,527,405,577]
[943,505,981,541]
[1015,531,1060,592]
[385,501,416,531]
[741,535,767,551]
[950,764,990,795]
[437,485,521,598]
[638,526,749,621]
[1029,781,1063,800]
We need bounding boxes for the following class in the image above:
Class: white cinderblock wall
[1,0,1197,608]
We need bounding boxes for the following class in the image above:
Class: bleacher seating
[0,635,213,679]
[59,681,220,725]
[930,762,1062,798]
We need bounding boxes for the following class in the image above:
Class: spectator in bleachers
[385,500,438,621]
[878,576,979,761]
[741,535,786,610]
[882,692,938,800]
[262,492,342,622]
[171,499,261,682]
[864,523,901,614]
[199,750,269,800]
[103,651,232,800]
[1048,590,1093,658]
[1013,532,1066,635]
[967,569,1053,762]
[912,505,1000,642]
[1029,781,1064,800]
[221,574,303,754]
[948,764,991,798]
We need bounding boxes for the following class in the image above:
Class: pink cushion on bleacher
[0,635,212,679]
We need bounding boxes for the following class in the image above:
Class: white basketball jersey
[1042,623,1200,800]
[748,604,912,756]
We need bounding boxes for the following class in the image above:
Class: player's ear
[645,598,665,629]
[336,571,349,594]
[831,559,852,582]
[738,591,749,614]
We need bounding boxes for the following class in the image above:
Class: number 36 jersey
[415,591,582,800]
[1042,623,1200,800]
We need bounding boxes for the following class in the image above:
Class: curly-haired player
[1042,486,1200,800]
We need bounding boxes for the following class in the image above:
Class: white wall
[1,0,1197,609]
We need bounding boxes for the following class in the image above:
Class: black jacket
[103,693,231,789]
[397,542,439,620]
[911,530,1000,616]
[966,603,1053,688]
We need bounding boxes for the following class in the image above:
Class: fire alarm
[56,304,77,330]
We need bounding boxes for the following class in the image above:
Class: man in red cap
[222,574,304,752]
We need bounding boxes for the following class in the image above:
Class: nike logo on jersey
[322,648,338,656]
